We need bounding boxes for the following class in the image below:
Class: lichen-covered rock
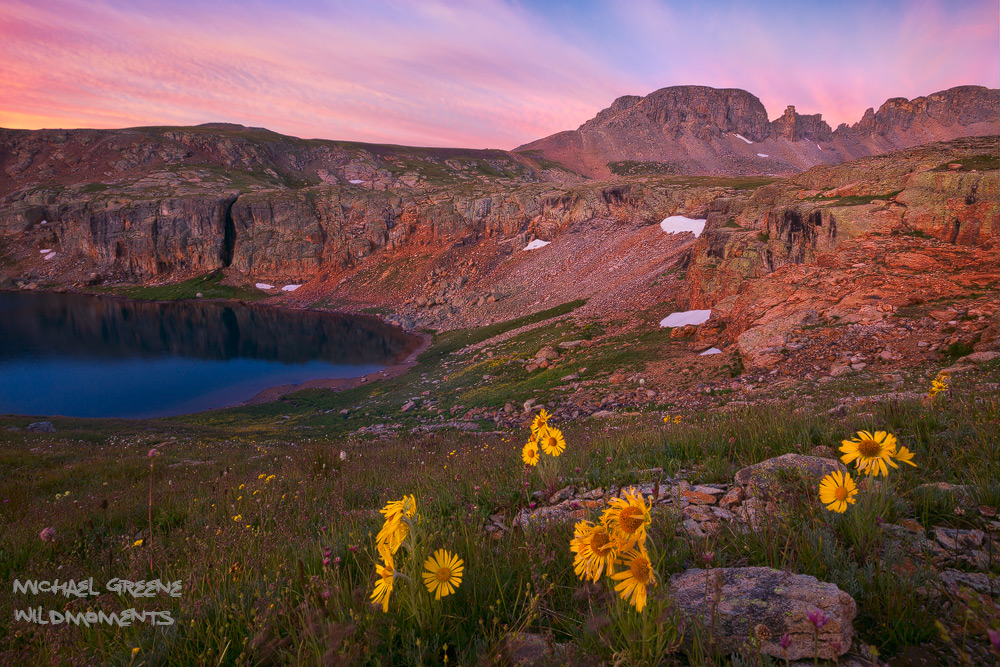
[733,453,845,500]
[669,567,856,660]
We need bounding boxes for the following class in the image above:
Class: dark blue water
[0,291,418,418]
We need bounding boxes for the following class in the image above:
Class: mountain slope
[515,85,999,178]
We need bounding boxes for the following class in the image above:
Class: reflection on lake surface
[0,291,418,418]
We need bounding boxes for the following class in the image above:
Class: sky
[1,0,997,149]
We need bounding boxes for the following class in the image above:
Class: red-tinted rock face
[517,85,998,178]
[771,106,833,142]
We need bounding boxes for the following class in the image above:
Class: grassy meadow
[3,355,999,664]
[2,296,999,665]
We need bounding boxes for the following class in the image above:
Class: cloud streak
[0,0,996,148]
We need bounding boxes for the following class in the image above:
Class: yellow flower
[132,539,143,548]
[570,520,617,582]
[522,441,540,467]
[531,409,551,436]
[371,546,395,612]
[818,471,858,513]
[894,445,917,467]
[377,495,418,552]
[422,549,464,600]
[602,488,652,549]
[673,415,682,424]
[663,415,670,423]
[928,373,949,399]
[232,515,242,522]
[840,430,898,477]
[131,647,140,657]
[610,546,657,612]
[538,427,566,457]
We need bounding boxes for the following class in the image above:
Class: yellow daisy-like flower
[422,549,464,600]
[928,373,949,399]
[840,430,898,477]
[894,445,917,467]
[673,415,682,424]
[602,488,652,549]
[570,520,618,582]
[610,546,657,612]
[538,427,566,457]
[818,470,858,513]
[371,546,395,612]
[377,495,417,552]
[522,441,540,466]
[531,409,551,436]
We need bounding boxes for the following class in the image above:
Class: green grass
[99,272,268,302]
[607,160,679,176]
[931,154,1000,172]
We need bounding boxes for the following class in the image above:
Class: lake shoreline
[241,329,432,405]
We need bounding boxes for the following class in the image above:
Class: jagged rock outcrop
[771,105,833,142]
[678,136,999,369]
[517,85,998,177]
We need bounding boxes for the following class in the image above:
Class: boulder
[534,346,560,361]
[734,454,845,500]
[27,421,56,433]
[500,632,571,666]
[669,567,856,661]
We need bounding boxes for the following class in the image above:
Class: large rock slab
[669,567,856,661]
[734,454,845,500]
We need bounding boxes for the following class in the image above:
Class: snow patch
[349,179,365,184]
[733,133,753,144]
[659,309,712,328]
[756,153,769,158]
[699,347,723,356]
[523,239,551,251]
[44,252,56,260]
[660,216,706,238]
[281,284,301,292]
[255,283,275,290]
[39,249,51,254]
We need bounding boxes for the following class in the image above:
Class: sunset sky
[1,0,997,149]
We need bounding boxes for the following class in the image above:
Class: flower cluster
[522,409,566,466]
[928,372,949,399]
[570,488,657,611]
[819,430,918,513]
[370,494,464,613]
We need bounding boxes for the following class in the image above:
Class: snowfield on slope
[660,216,706,237]
[660,309,712,328]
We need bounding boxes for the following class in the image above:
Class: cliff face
[516,85,999,178]
[676,135,998,368]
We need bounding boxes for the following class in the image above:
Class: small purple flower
[322,557,331,568]
[39,526,56,542]
[333,556,341,565]
[989,629,1000,653]
[806,609,829,630]
[605,456,612,463]
[529,502,537,510]
[473,485,480,492]
[779,633,792,650]
[701,551,715,566]
[348,544,358,553]
[321,590,330,599]
[148,448,159,458]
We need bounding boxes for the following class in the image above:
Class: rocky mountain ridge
[516,85,999,178]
